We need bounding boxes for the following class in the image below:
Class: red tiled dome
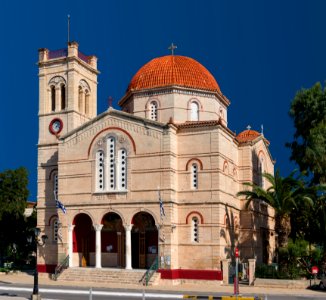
[127,55,221,93]
[236,129,261,143]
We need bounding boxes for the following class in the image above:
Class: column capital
[124,224,133,231]
[68,224,75,232]
[94,224,103,231]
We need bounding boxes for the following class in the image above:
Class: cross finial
[168,43,177,55]
[246,125,251,131]
[108,96,113,108]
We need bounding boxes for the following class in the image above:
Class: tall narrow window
[61,85,66,110]
[258,157,264,188]
[118,148,127,190]
[53,173,58,199]
[53,218,59,242]
[107,137,116,190]
[85,91,90,116]
[150,101,158,121]
[191,163,198,189]
[96,150,105,191]
[192,217,199,242]
[190,102,199,121]
[78,87,83,112]
[51,86,56,112]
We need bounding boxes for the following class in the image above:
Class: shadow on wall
[220,204,239,263]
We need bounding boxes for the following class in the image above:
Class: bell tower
[38,41,99,145]
[37,43,99,269]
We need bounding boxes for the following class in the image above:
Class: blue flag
[56,199,67,214]
[54,191,66,214]
[159,191,165,217]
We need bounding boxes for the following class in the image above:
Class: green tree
[0,167,29,266]
[287,82,326,184]
[237,170,313,249]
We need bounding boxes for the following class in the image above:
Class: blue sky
[1,0,325,201]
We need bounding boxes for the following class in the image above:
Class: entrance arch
[101,212,125,268]
[73,213,94,267]
[131,212,158,269]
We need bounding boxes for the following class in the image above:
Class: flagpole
[158,187,165,268]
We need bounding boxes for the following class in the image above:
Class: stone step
[57,267,160,286]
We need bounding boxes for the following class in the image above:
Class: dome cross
[168,43,177,55]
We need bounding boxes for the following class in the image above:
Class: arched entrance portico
[73,213,95,267]
[101,212,125,268]
[131,212,158,269]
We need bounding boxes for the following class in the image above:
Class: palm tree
[237,170,313,249]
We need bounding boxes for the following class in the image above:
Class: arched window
[191,163,198,189]
[118,148,127,190]
[191,217,199,242]
[149,101,158,121]
[96,150,105,191]
[107,137,116,191]
[190,102,199,121]
[95,136,128,192]
[51,86,56,112]
[61,85,66,110]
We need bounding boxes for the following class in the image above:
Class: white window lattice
[192,217,199,242]
[150,102,158,121]
[190,102,199,121]
[54,173,58,198]
[96,150,105,191]
[118,149,127,190]
[53,219,58,242]
[95,137,127,192]
[191,163,198,189]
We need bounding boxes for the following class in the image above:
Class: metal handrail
[52,255,69,281]
[139,256,159,286]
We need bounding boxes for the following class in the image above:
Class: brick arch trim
[186,211,204,224]
[48,214,58,226]
[187,98,203,110]
[87,127,137,157]
[186,158,203,171]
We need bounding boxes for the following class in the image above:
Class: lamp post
[29,227,48,300]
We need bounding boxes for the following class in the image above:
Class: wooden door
[139,232,146,268]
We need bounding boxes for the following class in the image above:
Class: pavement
[0,272,325,299]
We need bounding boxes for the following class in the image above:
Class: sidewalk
[0,272,325,298]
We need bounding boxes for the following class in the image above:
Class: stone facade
[37,42,275,280]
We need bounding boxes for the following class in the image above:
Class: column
[68,225,75,267]
[55,87,61,111]
[125,225,133,269]
[94,224,103,268]
[222,258,231,285]
[248,258,256,286]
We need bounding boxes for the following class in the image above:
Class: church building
[37,42,275,281]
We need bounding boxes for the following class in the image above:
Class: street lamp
[29,227,48,300]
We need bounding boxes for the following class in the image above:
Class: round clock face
[49,118,63,135]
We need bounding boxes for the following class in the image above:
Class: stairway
[58,267,161,286]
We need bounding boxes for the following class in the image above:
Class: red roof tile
[127,55,221,93]
[236,129,261,143]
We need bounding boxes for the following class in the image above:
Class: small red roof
[127,55,221,93]
[236,129,261,143]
